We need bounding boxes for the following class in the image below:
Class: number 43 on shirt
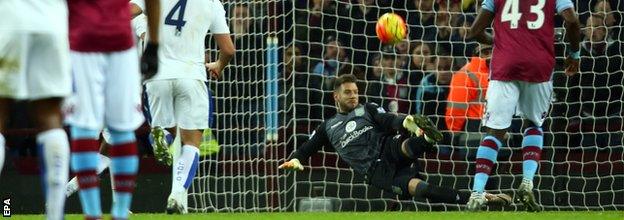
[501,0,545,29]
[165,0,188,36]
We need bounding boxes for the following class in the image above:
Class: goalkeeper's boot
[200,128,220,156]
[484,192,512,206]
[517,179,542,212]
[466,192,486,211]
[150,127,173,166]
[410,114,443,143]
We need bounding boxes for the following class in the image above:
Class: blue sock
[108,129,138,219]
[522,127,543,182]
[70,126,102,218]
[472,135,502,193]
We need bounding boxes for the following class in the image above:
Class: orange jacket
[445,57,489,132]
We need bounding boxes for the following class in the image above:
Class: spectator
[395,38,412,70]
[580,14,622,73]
[445,45,491,132]
[342,0,384,65]
[592,0,621,40]
[408,42,435,86]
[312,39,348,77]
[450,15,478,58]
[366,47,412,113]
[407,0,437,41]
[414,47,453,130]
[564,14,623,147]
[281,44,322,120]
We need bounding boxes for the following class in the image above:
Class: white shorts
[482,80,553,129]
[144,79,213,130]
[0,32,70,100]
[64,48,144,131]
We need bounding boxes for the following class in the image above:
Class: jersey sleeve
[481,0,495,12]
[290,121,330,161]
[365,103,407,133]
[209,2,231,34]
[555,0,574,13]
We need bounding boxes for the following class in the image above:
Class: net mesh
[191,0,623,212]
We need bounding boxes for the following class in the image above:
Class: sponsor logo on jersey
[345,121,357,133]
[339,125,373,149]
[330,121,343,129]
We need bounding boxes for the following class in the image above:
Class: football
[375,12,407,45]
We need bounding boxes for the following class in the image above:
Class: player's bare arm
[560,8,581,76]
[206,34,235,79]
[144,0,160,43]
[130,2,143,19]
[140,0,161,79]
[468,9,494,45]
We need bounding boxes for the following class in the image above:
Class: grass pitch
[9,211,624,220]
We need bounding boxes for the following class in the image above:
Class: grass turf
[9,211,624,220]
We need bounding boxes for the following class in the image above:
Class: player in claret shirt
[466,0,581,212]
[64,0,161,219]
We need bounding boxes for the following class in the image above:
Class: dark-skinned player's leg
[0,98,11,177]
[30,98,71,219]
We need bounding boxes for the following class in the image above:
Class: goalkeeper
[279,74,510,205]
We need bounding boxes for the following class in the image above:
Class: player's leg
[0,98,9,176]
[200,89,219,156]
[166,79,210,214]
[468,80,519,211]
[0,32,29,178]
[65,50,107,219]
[390,137,511,206]
[514,81,552,212]
[406,178,512,206]
[104,47,144,219]
[144,81,176,165]
[28,33,73,220]
[65,134,111,198]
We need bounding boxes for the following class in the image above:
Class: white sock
[0,134,5,176]
[37,128,70,220]
[65,154,111,197]
[171,145,199,194]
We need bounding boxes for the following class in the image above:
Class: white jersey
[149,0,230,82]
[0,0,68,33]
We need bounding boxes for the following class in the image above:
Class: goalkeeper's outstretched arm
[279,122,330,171]
[365,103,408,134]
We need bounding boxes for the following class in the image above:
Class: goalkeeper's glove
[402,115,442,143]
[278,158,304,171]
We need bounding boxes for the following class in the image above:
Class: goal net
[191,0,623,212]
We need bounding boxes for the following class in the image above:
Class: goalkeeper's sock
[472,135,502,193]
[415,181,469,204]
[0,133,5,176]
[69,127,102,219]
[522,127,543,183]
[38,128,71,220]
[171,145,199,193]
[107,130,138,220]
[66,154,111,197]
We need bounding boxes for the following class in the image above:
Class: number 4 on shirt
[501,0,545,30]
[165,0,188,36]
